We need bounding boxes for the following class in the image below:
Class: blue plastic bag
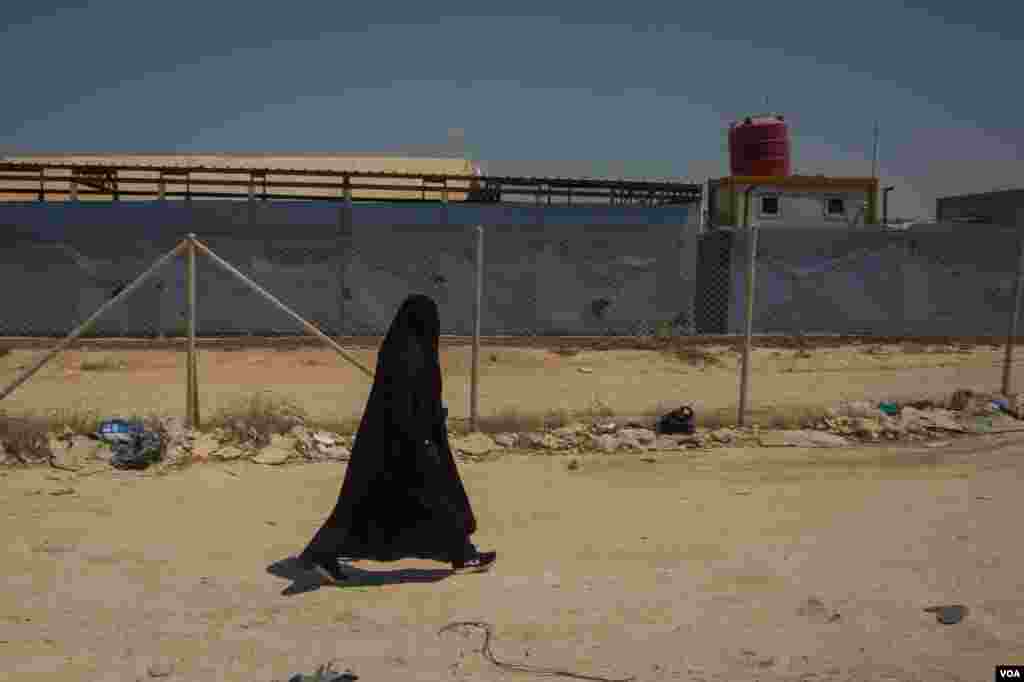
[96,419,143,444]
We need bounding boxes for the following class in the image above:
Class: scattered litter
[577,367,593,374]
[48,487,75,496]
[95,419,164,470]
[924,604,968,625]
[95,419,143,444]
[439,621,635,682]
[656,406,695,435]
[797,596,841,623]
[878,401,899,417]
[286,660,358,682]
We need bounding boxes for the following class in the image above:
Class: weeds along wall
[0,201,698,337]
[721,225,1021,336]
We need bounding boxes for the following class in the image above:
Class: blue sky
[2,1,1020,219]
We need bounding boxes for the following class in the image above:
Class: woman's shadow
[268,556,454,596]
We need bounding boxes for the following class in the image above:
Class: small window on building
[826,198,846,216]
[760,195,780,216]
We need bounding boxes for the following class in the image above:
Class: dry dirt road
[0,342,1019,426]
[1,434,1021,681]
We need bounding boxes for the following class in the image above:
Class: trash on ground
[656,405,695,435]
[286,660,358,682]
[923,604,968,625]
[96,420,164,470]
[94,419,145,444]
[878,401,899,417]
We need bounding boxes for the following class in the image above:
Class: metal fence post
[186,234,200,429]
[190,236,374,378]
[470,225,484,432]
[1002,222,1024,397]
[738,187,760,427]
[0,241,187,402]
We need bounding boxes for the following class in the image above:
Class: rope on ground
[438,621,635,682]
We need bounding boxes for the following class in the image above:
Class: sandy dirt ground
[1,433,1022,681]
[0,340,1018,425]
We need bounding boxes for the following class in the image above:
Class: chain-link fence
[717,219,1024,424]
[2,199,1024,433]
[0,202,698,338]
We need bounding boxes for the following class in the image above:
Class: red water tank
[729,115,791,177]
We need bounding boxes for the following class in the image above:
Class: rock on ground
[315,445,351,461]
[618,427,657,445]
[214,445,246,461]
[587,434,620,453]
[759,430,850,448]
[47,435,108,469]
[493,433,518,448]
[451,432,498,456]
[708,428,738,444]
[252,434,293,465]
[551,423,589,440]
[522,432,567,450]
[189,433,221,461]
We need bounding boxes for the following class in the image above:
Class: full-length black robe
[299,295,477,564]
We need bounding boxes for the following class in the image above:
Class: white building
[706,175,880,228]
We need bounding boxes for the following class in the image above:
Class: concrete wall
[936,190,1024,228]
[724,225,1021,335]
[0,201,697,337]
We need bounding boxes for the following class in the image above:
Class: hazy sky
[2,1,1020,218]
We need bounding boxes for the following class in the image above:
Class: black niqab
[299,295,477,564]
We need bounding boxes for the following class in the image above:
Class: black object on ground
[287,660,358,682]
[439,621,635,681]
[656,406,695,435]
[924,604,968,625]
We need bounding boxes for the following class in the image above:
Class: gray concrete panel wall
[0,202,696,337]
[725,226,1020,336]
[936,190,1024,227]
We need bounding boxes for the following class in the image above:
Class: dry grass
[79,355,129,372]
[462,396,617,435]
[0,406,140,463]
[694,405,825,431]
[205,392,311,447]
[666,346,724,368]
[0,381,829,465]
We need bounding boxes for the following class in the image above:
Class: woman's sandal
[452,550,497,572]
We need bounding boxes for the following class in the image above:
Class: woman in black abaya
[299,295,496,583]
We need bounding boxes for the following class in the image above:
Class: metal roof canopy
[0,160,701,207]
